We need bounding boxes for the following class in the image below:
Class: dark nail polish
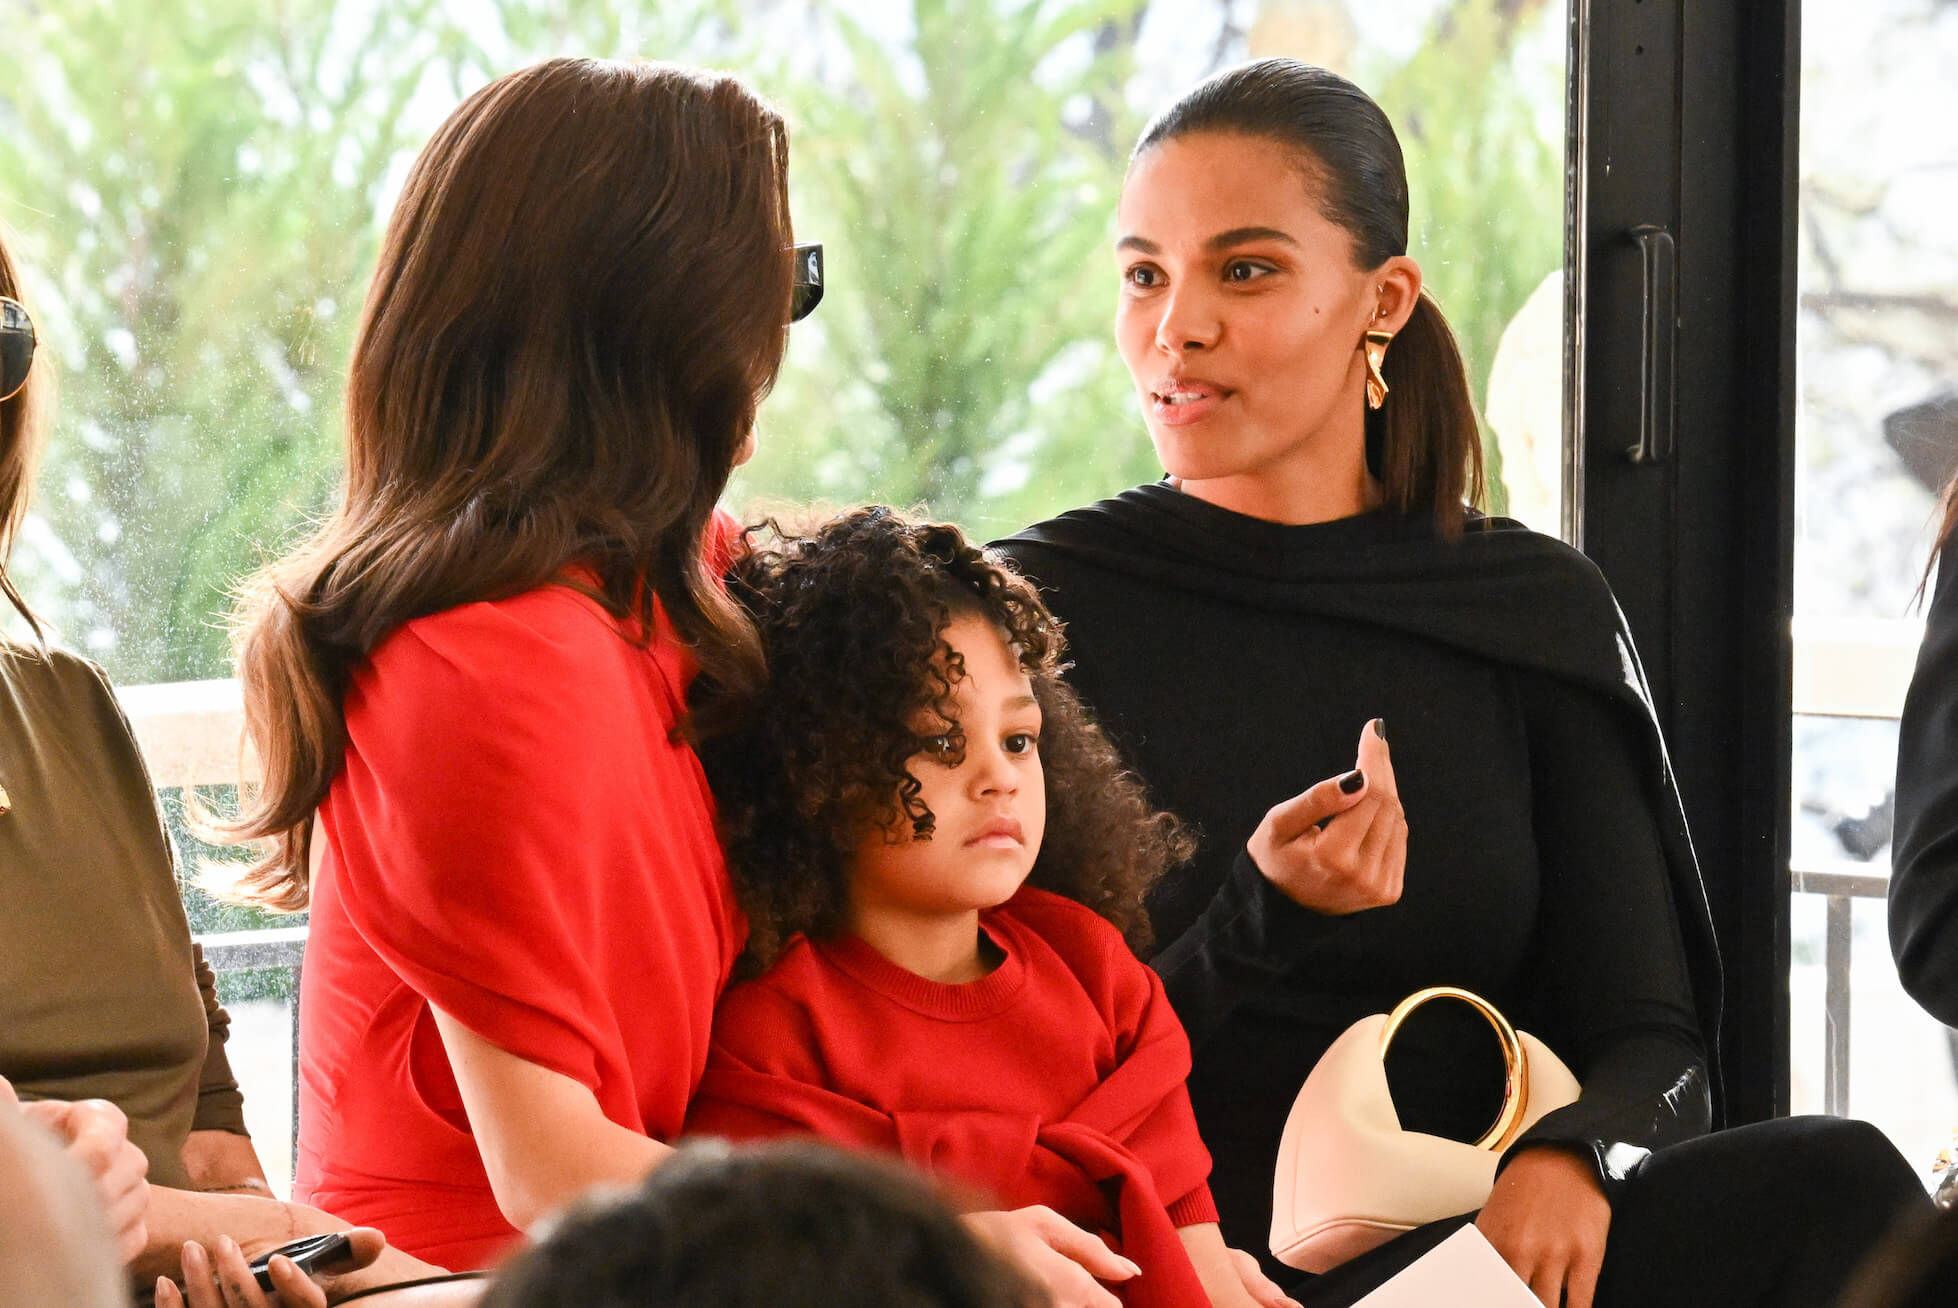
[1372,717,1388,742]
[1339,769,1366,794]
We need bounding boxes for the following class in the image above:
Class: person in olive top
[0,232,444,1305]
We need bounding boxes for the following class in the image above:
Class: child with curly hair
[683,507,1277,1308]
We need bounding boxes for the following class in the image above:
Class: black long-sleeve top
[1892,554,1958,1025]
[999,486,1719,1268]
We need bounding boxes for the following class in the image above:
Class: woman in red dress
[222,56,809,1271]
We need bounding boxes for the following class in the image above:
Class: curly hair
[690,506,1193,975]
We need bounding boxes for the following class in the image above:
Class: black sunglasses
[790,242,823,323]
[0,297,34,404]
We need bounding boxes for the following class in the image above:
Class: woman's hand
[1475,1148,1611,1308]
[157,1229,387,1308]
[1247,719,1405,915]
[0,1076,150,1264]
[1176,1222,1303,1308]
[1228,1246,1303,1308]
[963,1206,1139,1308]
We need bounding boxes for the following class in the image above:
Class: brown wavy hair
[1136,58,1486,532]
[223,58,794,909]
[0,228,50,643]
[689,506,1194,974]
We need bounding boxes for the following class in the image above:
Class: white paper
[1351,1225,1542,1308]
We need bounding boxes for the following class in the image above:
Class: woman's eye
[1124,264,1162,289]
[1224,260,1273,283]
[1002,732,1039,756]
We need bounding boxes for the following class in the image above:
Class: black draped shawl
[1000,483,1724,1111]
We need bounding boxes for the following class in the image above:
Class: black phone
[247,1231,355,1293]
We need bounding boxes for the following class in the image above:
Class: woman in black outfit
[998,58,1925,1308]
[1892,500,1958,1029]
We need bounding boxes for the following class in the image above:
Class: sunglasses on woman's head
[790,243,823,323]
[0,298,34,404]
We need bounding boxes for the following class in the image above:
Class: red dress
[684,888,1217,1308]
[295,568,743,1270]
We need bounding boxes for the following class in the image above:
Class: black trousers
[1292,1117,1928,1307]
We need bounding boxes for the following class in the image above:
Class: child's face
[848,613,1047,925]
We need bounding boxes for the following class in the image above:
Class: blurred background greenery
[0,0,1564,688]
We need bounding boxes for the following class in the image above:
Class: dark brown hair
[224,58,794,909]
[1135,57,1486,531]
[1921,478,1958,601]
[0,229,49,642]
[689,507,1193,973]
[481,1139,1042,1308]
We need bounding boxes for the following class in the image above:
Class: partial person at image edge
[1891,492,1958,1028]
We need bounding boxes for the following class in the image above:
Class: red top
[296,551,744,1270]
[685,888,1217,1308]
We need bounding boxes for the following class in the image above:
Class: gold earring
[1363,330,1393,410]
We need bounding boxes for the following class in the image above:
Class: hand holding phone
[249,1231,356,1292]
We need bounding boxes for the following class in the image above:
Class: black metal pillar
[1567,0,1800,1123]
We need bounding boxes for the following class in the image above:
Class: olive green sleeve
[190,943,250,1137]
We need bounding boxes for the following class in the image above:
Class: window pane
[1792,0,1958,1178]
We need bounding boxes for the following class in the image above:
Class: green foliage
[0,0,1565,690]
[734,0,1162,542]
[1,0,464,682]
[1369,0,1566,515]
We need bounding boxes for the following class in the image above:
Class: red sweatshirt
[298,524,745,1269]
[685,887,1217,1308]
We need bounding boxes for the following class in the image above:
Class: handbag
[1269,986,1582,1274]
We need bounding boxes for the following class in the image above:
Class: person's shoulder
[1,638,131,724]
[2,633,103,683]
[1462,515,1618,603]
[998,889,1164,1037]
[347,581,677,751]
[709,941,829,1064]
[999,889,1140,979]
[993,487,1159,555]
[388,580,618,659]
[365,581,644,697]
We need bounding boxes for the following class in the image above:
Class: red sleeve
[685,965,896,1149]
[1012,892,1218,1225]
[321,588,728,1109]
[685,980,821,1141]
[1114,968,1218,1229]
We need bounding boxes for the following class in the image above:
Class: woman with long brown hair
[223,56,809,1271]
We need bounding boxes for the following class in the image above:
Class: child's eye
[1002,732,1039,757]
[923,733,962,758]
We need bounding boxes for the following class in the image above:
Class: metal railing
[1791,864,1892,1117]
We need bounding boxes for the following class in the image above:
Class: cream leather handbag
[1269,986,1583,1274]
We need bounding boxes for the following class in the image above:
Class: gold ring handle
[1378,986,1529,1152]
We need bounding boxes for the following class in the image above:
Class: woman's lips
[1148,381,1229,426]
